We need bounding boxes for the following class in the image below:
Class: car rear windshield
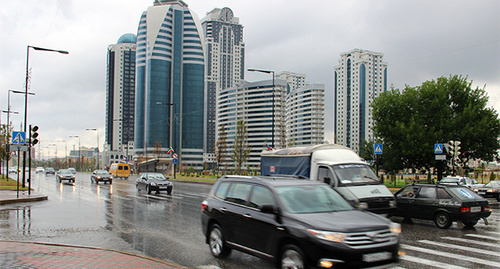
[448,187,484,200]
[486,181,500,188]
[276,185,353,214]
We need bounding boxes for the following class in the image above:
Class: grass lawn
[0,174,30,191]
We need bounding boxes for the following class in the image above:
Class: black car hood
[288,210,390,233]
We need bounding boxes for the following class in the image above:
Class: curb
[0,240,190,268]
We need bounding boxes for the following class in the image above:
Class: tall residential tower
[202,7,245,156]
[334,49,387,152]
[135,0,205,168]
[105,33,136,164]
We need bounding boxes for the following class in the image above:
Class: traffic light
[31,125,39,146]
[447,140,461,157]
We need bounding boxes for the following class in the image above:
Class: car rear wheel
[434,212,452,229]
[209,224,231,258]
[280,244,305,269]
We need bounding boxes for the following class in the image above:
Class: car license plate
[478,191,485,195]
[471,207,481,213]
[363,251,392,263]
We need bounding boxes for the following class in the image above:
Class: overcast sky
[1,0,499,158]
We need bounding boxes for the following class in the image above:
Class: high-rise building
[334,49,388,151]
[202,7,245,156]
[135,0,205,169]
[217,79,287,169]
[276,71,306,91]
[105,33,136,164]
[286,84,325,146]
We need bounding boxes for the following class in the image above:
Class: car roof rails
[263,174,309,180]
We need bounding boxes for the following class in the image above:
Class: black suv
[201,175,400,268]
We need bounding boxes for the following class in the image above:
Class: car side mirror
[261,204,278,214]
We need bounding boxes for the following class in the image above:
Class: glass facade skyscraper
[135,0,205,168]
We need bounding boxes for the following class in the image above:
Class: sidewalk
[0,190,48,205]
[0,191,189,268]
[0,241,189,268]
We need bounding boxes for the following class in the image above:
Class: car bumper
[450,211,491,221]
[302,238,400,269]
[150,185,173,191]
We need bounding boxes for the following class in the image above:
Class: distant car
[68,167,77,174]
[56,169,76,183]
[136,173,173,194]
[393,183,491,228]
[438,176,484,189]
[45,168,55,175]
[201,175,401,268]
[36,167,45,173]
[9,167,18,174]
[473,180,500,202]
[91,170,113,184]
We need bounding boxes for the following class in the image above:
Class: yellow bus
[109,163,131,179]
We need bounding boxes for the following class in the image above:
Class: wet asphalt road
[0,172,499,268]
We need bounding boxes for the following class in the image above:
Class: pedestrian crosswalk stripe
[442,237,500,249]
[418,240,500,256]
[465,234,500,242]
[400,255,467,269]
[402,244,500,268]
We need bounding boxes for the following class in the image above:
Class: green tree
[1,124,13,174]
[214,124,227,176]
[372,75,500,173]
[231,120,251,175]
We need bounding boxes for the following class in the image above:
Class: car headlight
[389,200,397,207]
[390,222,401,236]
[307,229,346,243]
[150,182,157,186]
[358,202,369,209]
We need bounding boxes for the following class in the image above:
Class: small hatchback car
[393,183,491,229]
[201,175,400,269]
[91,170,113,184]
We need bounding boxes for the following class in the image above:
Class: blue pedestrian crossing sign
[12,131,26,144]
[374,144,383,154]
[434,144,443,154]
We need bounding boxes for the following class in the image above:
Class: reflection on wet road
[1,172,498,268]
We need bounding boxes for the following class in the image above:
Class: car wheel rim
[282,249,304,269]
[437,214,448,226]
[209,228,223,256]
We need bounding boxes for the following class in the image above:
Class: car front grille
[344,229,395,249]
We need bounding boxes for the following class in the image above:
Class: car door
[395,185,420,218]
[222,182,253,246]
[413,186,438,220]
[240,185,281,256]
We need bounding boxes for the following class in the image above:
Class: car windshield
[95,170,110,175]
[276,185,353,214]
[46,168,54,171]
[59,169,72,175]
[486,181,500,188]
[148,173,167,180]
[333,164,379,184]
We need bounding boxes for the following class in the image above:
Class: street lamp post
[5,90,32,182]
[58,140,67,166]
[22,45,68,187]
[86,128,99,169]
[248,68,275,148]
[156,102,177,178]
[69,135,80,171]
[48,143,57,167]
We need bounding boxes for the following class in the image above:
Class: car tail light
[460,207,470,213]
[483,205,490,212]
[201,200,208,211]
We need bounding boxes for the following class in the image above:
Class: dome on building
[117,33,136,44]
